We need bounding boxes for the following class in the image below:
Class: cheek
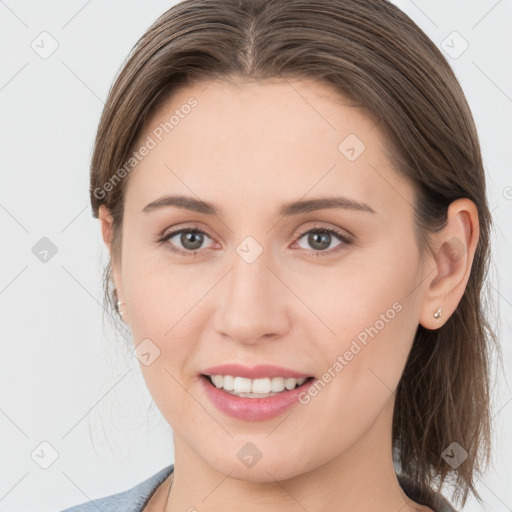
[304,245,421,411]
[121,259,208,410]
[290,290,418,462]
[122,251,210,339]
[126,274,207,431]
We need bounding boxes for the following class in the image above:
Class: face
[108,78,430,482]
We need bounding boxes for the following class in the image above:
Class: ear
[98,205,127,322]
[419,198,479,330]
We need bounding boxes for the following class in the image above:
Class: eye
[157,227,215,256]
[293,227,353,256]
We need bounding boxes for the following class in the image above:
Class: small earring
[113,287,126,317]
[433,308,442,319]
[116,300,126,316]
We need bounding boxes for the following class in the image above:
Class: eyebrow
[142,194,376,216]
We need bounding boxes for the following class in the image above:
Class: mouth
[199,365,318,421]
[201,374,315,399]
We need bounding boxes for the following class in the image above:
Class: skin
[99,78,479,512]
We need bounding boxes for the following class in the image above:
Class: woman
[62,0,497,510]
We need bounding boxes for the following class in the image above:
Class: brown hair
[90,0,499,507]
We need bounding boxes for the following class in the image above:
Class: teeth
[208,375,307,396]
[223,375,234,391]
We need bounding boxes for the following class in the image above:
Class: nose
[212,249,291,346]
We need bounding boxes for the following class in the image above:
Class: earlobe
[419,198,479,330]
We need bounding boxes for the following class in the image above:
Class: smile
[200,369,316,422]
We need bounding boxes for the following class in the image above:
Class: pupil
[309,232,330,251]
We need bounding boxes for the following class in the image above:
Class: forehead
[125,78,412,218]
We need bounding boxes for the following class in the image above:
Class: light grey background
[0,1,510,511]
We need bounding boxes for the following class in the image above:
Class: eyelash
[156,225,354,258]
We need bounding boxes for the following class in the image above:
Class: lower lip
[200,375,315,422]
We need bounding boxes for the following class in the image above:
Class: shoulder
[397,473,459,512]
[60,465,174,512]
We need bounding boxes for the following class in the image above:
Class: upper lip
[201,364,312,380]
